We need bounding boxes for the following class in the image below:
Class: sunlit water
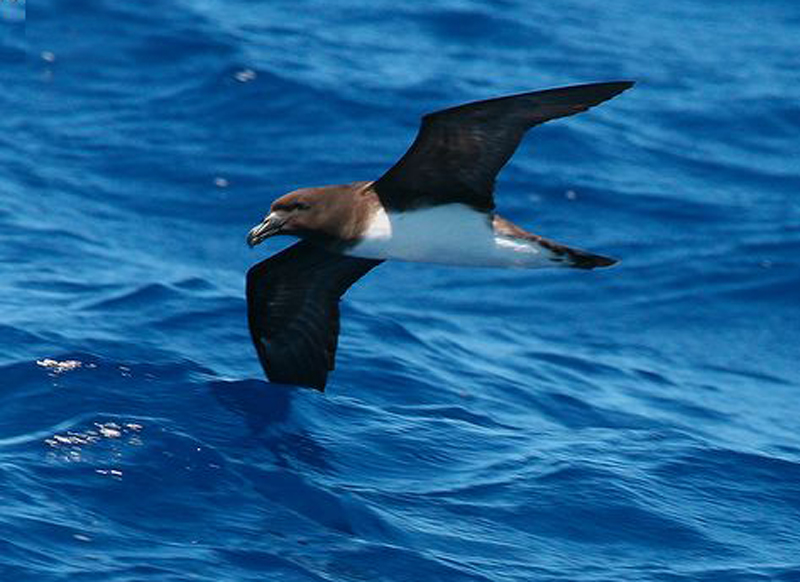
[3,0,800,580]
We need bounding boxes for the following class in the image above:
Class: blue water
[4,0,800,579]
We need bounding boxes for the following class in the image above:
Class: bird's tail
[492,215,617,270]
[560,246,618,269]
[534,236,618,269]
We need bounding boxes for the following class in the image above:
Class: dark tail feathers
[563,247,618,269]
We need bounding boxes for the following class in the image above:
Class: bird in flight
[246,81,634,390]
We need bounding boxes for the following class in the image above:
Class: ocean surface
[4,0,800,580]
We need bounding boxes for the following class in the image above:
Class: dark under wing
[373,81,634,213]
[246,241,383,391]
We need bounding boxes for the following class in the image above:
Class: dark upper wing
[246,241,383,391]
[373,81,634,212]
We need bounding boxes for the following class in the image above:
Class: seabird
[246,81,634,390]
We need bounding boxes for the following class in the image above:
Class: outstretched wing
[246,241,383,390]
[373,81,634,212]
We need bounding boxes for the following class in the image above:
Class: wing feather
[373,81,634,212]
[246,241,382,390]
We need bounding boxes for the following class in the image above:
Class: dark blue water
[4,0,800,579]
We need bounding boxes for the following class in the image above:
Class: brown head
[247,182,377,247]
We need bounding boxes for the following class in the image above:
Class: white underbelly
[344,204,561,268]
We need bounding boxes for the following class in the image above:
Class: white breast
[345,204,561,268]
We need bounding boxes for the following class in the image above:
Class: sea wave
[4,0,799,579]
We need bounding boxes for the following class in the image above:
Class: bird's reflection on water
[207,378,331,471]
[209,378,293,432]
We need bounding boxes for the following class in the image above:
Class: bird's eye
[273,202,310,212]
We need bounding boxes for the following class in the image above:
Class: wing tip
[608,80,636,89]
[265,357,329,392]
[603,79,636,95]
[567,80,635,104]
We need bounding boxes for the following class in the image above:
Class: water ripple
[5,0,800,579]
